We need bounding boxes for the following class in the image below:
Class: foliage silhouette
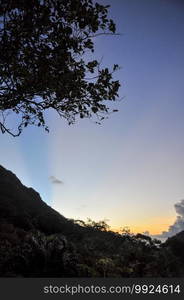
[0,0,120,136]
[1,164,184,277]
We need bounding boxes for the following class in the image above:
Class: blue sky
[0,0,184,234]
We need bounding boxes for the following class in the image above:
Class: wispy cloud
[49,176,63,185]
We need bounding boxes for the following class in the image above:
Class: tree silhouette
[0,0,120,136]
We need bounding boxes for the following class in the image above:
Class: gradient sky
[0,0,184,234]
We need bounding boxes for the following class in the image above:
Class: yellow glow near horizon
[111,215,176,235]
[52,196,176,236]
[48,111,182,239]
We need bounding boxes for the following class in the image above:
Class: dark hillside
[0,165,184,277]
[163,231,184,265]
[0,165,77,235]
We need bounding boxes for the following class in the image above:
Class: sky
[0,0,184,235]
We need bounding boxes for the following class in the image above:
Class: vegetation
[0,165,184,277]
[0,0,120,136]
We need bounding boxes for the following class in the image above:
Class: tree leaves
[0,0,120,136]
[91,107,98,113]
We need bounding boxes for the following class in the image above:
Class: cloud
[152,199,184,239]
[49,176,63,185]
[175,200,184,216]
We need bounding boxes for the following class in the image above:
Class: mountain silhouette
[0,165,184,277]
[0,165,76,234]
